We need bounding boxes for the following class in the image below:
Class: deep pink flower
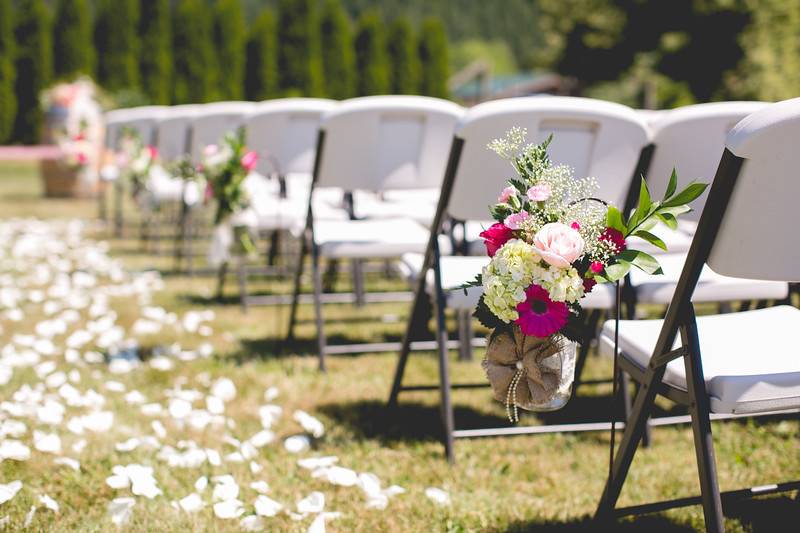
[583,278,597,294]
[590,261,604,274]
[599,227,627,254]
[240,151,258,172]
[571,221,581,231]
[503,211,529,230]
[514,284,569,338]
[479,223,514,257]
[76,152,88,165]
[147,145,158,161]
[204,181,214,202]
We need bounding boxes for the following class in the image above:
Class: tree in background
[53,0,95,79]
[172,0,217,103]
[354,11,389,96]
[245,9,279,101]
[94,0,140,91]
[731,0,800,101]
[13,0,52,144]
[214,0,246,100]
[418,17,449,98]
[0,0,16,143]
[277,0,324,96]
[320,0,356,100]
[387,16,420,94]
[139,0,172,105]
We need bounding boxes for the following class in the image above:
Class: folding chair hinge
[650,346,688,369]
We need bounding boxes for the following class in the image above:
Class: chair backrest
[244,98,337,177]
[447,96,651,221]
[189,101,257,161]
[704,97,800,282]
[646,101,767,221]
[314,95,464,192]
[104,106,168,149]
[154,104,200,162]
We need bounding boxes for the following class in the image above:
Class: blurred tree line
[1,0,799,145]
[0,0,449,144]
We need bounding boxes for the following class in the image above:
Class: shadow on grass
[231,331,413,361]
[501,515,697,532]
[502,494,800,532]
[318,399,509,443]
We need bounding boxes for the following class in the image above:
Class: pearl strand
[505,361,525,423]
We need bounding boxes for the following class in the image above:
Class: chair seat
[599,306,800,414]
[313,218,436,258]
[630,253,788,304]
[399,253,616,310]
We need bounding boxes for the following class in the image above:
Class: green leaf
[600,261,632,283]
[656,212,678,230]
[617,249,663,275]
[626,178,653,232]
[606,206,627,233]
[632,230,667,251]
[663,182,709,208]
[658,205,692,217]
[457,273,483,294]
[663,168,678,201]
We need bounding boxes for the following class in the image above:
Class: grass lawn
[0,162,798,532]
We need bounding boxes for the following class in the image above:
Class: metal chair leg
[114,180,124,238]
[456,309,473,361]
[430,244,455,463]
[215,262,228,301]
[311,246,327,372]
[682,312,725,532]
[352,259,365,307]
[286,235,309,342]
[238,255,248,313]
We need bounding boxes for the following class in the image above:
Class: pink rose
[503,211,529,230]
[590,261,604,274]
[497,186,516,203]
[527,183,552,202]
[203,144,218,157]
[147,145,158,161]
[479,223,514,257]
[240,151,258,172]
[533,222,585,268]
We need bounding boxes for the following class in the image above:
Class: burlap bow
[482,328,565,422]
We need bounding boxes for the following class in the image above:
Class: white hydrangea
[483,240,586,323]
[482,239,539,322]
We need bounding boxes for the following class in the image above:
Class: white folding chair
[178,102,258,274]
[285,95,464,370]
[234,98,340,307]
[628,102,788,315]
[388,96,655,462]
[102,106,169,236]
[596,97,800,532]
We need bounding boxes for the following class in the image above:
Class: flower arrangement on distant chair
[116,127,159,201]
[463,128,707,420]
[199,127,259,266]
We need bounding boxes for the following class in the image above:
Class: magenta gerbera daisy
[514,284,569,338]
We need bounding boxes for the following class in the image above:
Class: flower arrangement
[116,127,159,198]
[199,127,259,263]
[465,128,706,419]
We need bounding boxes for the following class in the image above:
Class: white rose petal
[254,494,282,517]
[213,499,244,520]
[107,497,135,526]
[296,491,325,515]
[425,487,451,506]
[210,378,236,402]
[54,457,80,471]
[178,493,204,513]
[39,494,59,513]
[284,435,311,454]
[0,439,31,461]
[249,481,270,494]
[293,410,324,438]
[0,481,22,505]
[240,514,264,531]
[33,431,61,454]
